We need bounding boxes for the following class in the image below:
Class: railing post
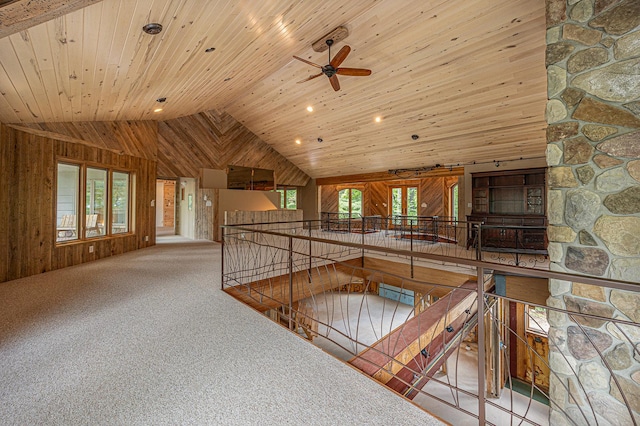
[476,224,482,261]
[288,235,294,331]
[308,220,312,283]
[220,226,225,291]
[433,216,438,243]
[410,223,414,279]
[476,266,486,425]
[361,215,365,267]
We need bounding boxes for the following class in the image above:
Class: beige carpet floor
[0,236,443,425]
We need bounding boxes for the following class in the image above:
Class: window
[526,305,549,335]
[112,171,130,234]
[56,163,80,242]
[338,188,362,218]
[86,168,107,237]
[450,183,459,219]
[56,161,132,243]
[277,187,297,209]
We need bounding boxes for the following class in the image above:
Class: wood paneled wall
[157,109,310,187]
[0,124,155,283]
[321,176,459,218]
[18,112,309,188]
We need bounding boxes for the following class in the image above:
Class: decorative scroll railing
[221,221,639,426]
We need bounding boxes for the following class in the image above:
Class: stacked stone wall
[545,0,639,424]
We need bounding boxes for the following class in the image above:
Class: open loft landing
[220,220,639,425]
[1,1,638,425]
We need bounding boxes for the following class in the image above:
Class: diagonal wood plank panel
[158,110,310,186]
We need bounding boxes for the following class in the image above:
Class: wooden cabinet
[468,169,547,253]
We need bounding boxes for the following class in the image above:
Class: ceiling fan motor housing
[322,65,337,77]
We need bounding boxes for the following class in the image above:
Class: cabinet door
[483,227,517,248]
[525,186,544,215]
[473,189,488,213]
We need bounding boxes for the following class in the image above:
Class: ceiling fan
[293,39,371,91]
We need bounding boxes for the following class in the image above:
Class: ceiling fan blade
[330,45,351,68]
[329,75,340,91]
[336,68,372,76]
[293,56,322,69]
[297,72,323,83]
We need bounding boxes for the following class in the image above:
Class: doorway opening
[156,179,176,236]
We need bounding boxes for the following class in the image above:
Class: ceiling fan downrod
[323,39,336,77]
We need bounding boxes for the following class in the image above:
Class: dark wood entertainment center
[467,168,547,254]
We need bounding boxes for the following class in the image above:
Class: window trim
[338,187,363,218]
[449,182,459,220]
[525,304,549,336]
[55,158,134,245]
[277,186,298,209]
[388,185,419,217]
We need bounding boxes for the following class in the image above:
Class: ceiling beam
[316,167,465,186]
[0,0,101,39]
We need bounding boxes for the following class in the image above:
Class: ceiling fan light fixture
[142,23,163,35]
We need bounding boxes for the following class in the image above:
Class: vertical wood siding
[0,124,156,283]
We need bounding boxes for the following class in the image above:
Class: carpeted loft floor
[0,236,444,425]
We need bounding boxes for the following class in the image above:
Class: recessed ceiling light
[306,106,313,112]
[205,47,216,53]
[156,97,166,103]
[142,23,163,35]
[154,108,163,113]
[375,116,382,123]
[295,139,301,145]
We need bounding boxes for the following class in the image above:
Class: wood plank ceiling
[0,0,547,179]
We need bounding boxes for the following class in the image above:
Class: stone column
[545,0,640,424]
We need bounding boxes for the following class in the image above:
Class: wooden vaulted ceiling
[0,0,547,179]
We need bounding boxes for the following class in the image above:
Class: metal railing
[319,214,548,269]
[221,220,639,426]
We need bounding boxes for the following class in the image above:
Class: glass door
[389,186,418,228]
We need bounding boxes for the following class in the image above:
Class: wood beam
[0,0,101,39]
[316,166,464,186]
